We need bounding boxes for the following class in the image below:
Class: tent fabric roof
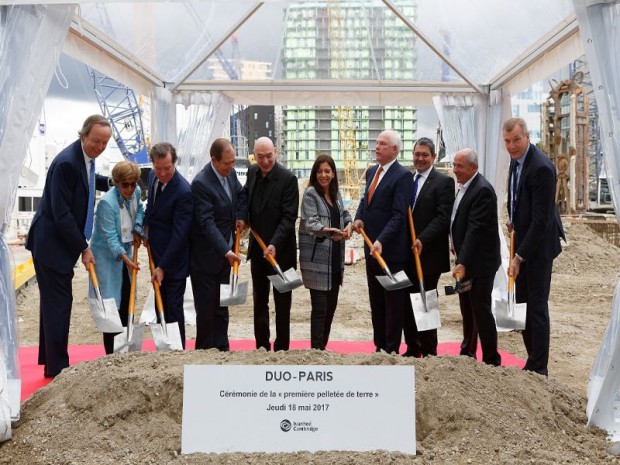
[34,0,580,102]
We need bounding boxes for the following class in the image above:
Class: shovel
[407,207,440,331]
[145,239,183,351]
[250,227,302,293]
[444,272,472,295]
[220,226,248,306]
[494,231,526,330]
[113,236,145,353]
[87,262,123,333]
[358,226,412,291]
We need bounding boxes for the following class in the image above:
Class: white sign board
[182,365,415,454]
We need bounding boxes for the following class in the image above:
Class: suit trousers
[35,259,73,377]
[251,257,292,351]
[457,273,501,366]
[517,259,553,376]
[366,259,408,354]
[309,272,341,350]
[103,266,130,354]
[402,272,440,357]
[190,260,231,351]
[159,277,187,349]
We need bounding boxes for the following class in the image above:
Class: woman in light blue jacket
[90,161,144,353]
[299,154,352,350]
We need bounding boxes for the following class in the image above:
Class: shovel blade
[219,281,249,306]
[410,290,441,331]
[494,299,526,331]
[113,323,145,353]
[151,322,183,351]
[376,270,412,291]
[267,268,303,293]
[88,298,123,333]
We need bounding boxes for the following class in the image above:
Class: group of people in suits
[27,114,563,379]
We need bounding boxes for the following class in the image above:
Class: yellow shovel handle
[359,227,389,271]
[250,227,279,269]
[508,230,516,292]
[87,262,99,288]
[407,207,424,281]
[128,237,140,317]
[232,226,242,276]
[145,240,165,313]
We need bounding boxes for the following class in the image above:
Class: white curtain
[0,4,74,422]
[573,0,620,440]
[151,87,177,147]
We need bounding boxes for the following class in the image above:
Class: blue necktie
[411,173,420,207]
[511,162,520,220]
[84,159,95,240]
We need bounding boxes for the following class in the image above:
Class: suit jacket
[26,139,109,273]
[355,160,413,266]
[508,143,565,263]
[244,162,299,270]
[190,163,247,273]
[144,169,193,281]
[412,168,455,277]
[451,173,500,279]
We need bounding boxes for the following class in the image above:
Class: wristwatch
[515,253,525,263]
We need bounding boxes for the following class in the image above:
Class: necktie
[222,177,232,200]
[154,180,163,203]
[367,166,383,204]
[511,162,520,220]
[411,173,420,207]
[451,187,461,225]
[84,159,95,240]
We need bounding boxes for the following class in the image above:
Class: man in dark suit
[244,137,298,351]
[26,114,112,378]
[353,129,414,354]
[504,117,565,376]
[144,142,193,348]
[450,148,501,366]
[402,137,454,357]
[190,138,246,351]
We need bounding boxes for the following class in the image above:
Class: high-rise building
[279,1,418,178]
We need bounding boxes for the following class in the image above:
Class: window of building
[18,197,32,212]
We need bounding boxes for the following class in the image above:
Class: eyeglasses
[119,181,138,189]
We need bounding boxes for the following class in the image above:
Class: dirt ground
[3,216,620,464]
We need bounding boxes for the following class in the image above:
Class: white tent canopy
[1,0,620,439]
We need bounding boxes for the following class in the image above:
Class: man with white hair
[353,130,413,354]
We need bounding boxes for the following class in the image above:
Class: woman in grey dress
[299,154,352,349]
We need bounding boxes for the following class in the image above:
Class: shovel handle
[508,231,516,292]
[87,262,99,288]
[407,207,424,281]
[250,227,279,269]
[232,226,242,276]
[358,227,389,271]
[145,240,165,314]
[128,237,140,318]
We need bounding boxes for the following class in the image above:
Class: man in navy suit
[190,138,246,351]
[244,137,298,351]
[450,148,501,366]
[26,114,112,377]
[402,137,454,357]
[504,117,565,376]
[353,129,414,354]
[144,142,193,348]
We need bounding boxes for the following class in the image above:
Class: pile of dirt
[0,350,614,464]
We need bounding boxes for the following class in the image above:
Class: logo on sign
[280,419,292,432]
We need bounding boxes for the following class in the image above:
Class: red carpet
[19,340,524,402]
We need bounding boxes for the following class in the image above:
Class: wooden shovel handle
[508,230,516,292]
[128,237,140,317]
[250,227,279,268]
[232,226,242,276]
[407,207,424,281]
[145,240,165,313]
[358,227,389,270]
[87,262,99,288]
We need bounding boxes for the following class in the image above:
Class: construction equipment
[220,226,248,306]
[494,231,526,330]
[407,207,440,331]
[358,226,411,291]
[87,263,123,333]
[250,228,302,293]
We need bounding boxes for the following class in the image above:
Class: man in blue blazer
[504,117,565,376]
[190,138,246,351]
[26,114,112,377]
[144,142,193,348]
[353,130,414,354]
[450,148,501,366]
